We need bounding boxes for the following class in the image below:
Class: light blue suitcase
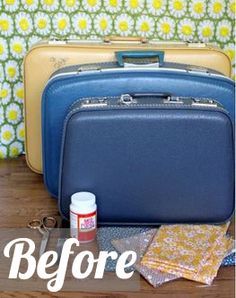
[42,51,235,197]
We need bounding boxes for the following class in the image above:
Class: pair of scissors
[28,216,57,257]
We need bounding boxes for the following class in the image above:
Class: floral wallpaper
[0,0,235,158]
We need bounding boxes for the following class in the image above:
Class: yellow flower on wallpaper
[1,124,15,145]
[0,82,11,105]
[228,0,235,19]
[15,12,33,36]
[157,17,175,39]
[208,0,225,19]
[16,122,25,142]
[169,0,187,18]
[189,0,206,19]
[34,12,51,36]
[178,19,196,41]
[62,0,80,12]
[53,13,71,36]
[0,13,14,36]
[147,0,167,16]
[5,103,22,125]
[224,43,235,63]
[115,14,134,36]
[83,0,101,12]
[216,20,232,43]
[104,0,122,13]
[42,0,59,11]
[0,38,8,61]
[197,20,214,42]
[136,16,155,37]
[2,0,20,12]
[5,60,19,82]
[125,0,144,14]
[22,0,39,11]
[10,37,26,59]
[0,145,7,159]
[9,141,23,157]
[72,13,92,35]
[94,13,112,35]
[13,82,24,104]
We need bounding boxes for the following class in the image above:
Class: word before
[3,238,137,292]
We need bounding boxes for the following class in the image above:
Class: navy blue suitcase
[59,94,234,224]
[42,51,235,197]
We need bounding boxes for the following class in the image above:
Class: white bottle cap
[71,192,96,214]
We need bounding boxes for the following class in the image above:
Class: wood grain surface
[0,156,234,298]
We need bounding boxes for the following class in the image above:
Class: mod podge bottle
[70,192,97,243]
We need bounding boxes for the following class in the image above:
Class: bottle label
[78,212,96,232]
[70,210,96,235]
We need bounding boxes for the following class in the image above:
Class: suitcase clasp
[163,96,184,104]
[119,94,136,105]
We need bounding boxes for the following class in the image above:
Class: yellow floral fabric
[141,223,233,285]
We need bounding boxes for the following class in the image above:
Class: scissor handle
[42,216,57,231]
[28,219,42,229]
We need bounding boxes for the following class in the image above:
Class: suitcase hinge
[187,42,207,48]
[81,99,108,108]
[48,38,67,45]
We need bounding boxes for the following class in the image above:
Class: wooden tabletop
[0,156,234,298]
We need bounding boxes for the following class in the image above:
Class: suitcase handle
[115,51,165,67]
[130,93,172,99]
[104,36,148,44]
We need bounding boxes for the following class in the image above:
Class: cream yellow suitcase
[23,36,232,174]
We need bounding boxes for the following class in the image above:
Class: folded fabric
[97,226,151,271]
[96,225,234,273]
[141,223,232,285]
[112,227,235,287]
[112,229,178,287]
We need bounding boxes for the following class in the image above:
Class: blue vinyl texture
[42,69,235,198]
[58,104,234,224]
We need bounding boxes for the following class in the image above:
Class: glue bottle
[70,192,97,243]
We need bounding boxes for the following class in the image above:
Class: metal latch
[81,99,108,108]
[163,96,184,104]
[192,99,218,107]
[187,65,209,73]
[119,94,137,105]
[77,65,101,72]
